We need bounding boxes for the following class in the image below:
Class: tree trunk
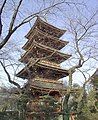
[63,94,70,120]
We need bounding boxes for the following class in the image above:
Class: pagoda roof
[23,28,68,50]
[25,17,66,39]
[16,61,69,80]
[20,41,71,64]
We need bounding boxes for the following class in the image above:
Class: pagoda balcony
[39,60,60,68]
[16,61,69,80]
[26,58,60,68]
[28,80,81,95]
[29,79,64,90]
[20,41,71,64]
[26,17,66,39]
[29,77,62,83]
[23,28,68,50]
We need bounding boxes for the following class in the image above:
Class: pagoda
[16,17,78,119]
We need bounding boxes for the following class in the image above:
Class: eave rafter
[26,17,66,39]
[20,41,71,64]
[16,61,69,80]
[23,28,68,50]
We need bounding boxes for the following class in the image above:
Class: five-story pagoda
[16,17,75,119]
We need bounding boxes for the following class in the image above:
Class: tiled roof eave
[16,61,69,79]
[25,17,66,39]
[23,28,68,50]
[20,41,71,63]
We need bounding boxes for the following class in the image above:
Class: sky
[0,0,98,88]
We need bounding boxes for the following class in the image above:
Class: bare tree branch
[9,0,23,32]
[0,0,84,49]
[0,0,23,49]
[0,0,7,36]
[0,60,21,89]
[0,0,7,14]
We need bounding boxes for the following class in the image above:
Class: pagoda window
[40,26,45,32]
[37,67,43,74]
[40,38,45,44]
[28,53,33,57]
[37,23,41,29]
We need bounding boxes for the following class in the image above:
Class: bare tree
[0,0,86,88]
[0,0,84,49]
[61,6,98,119]
[0,1,98,120]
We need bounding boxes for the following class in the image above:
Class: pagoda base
[26,95,62,120]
